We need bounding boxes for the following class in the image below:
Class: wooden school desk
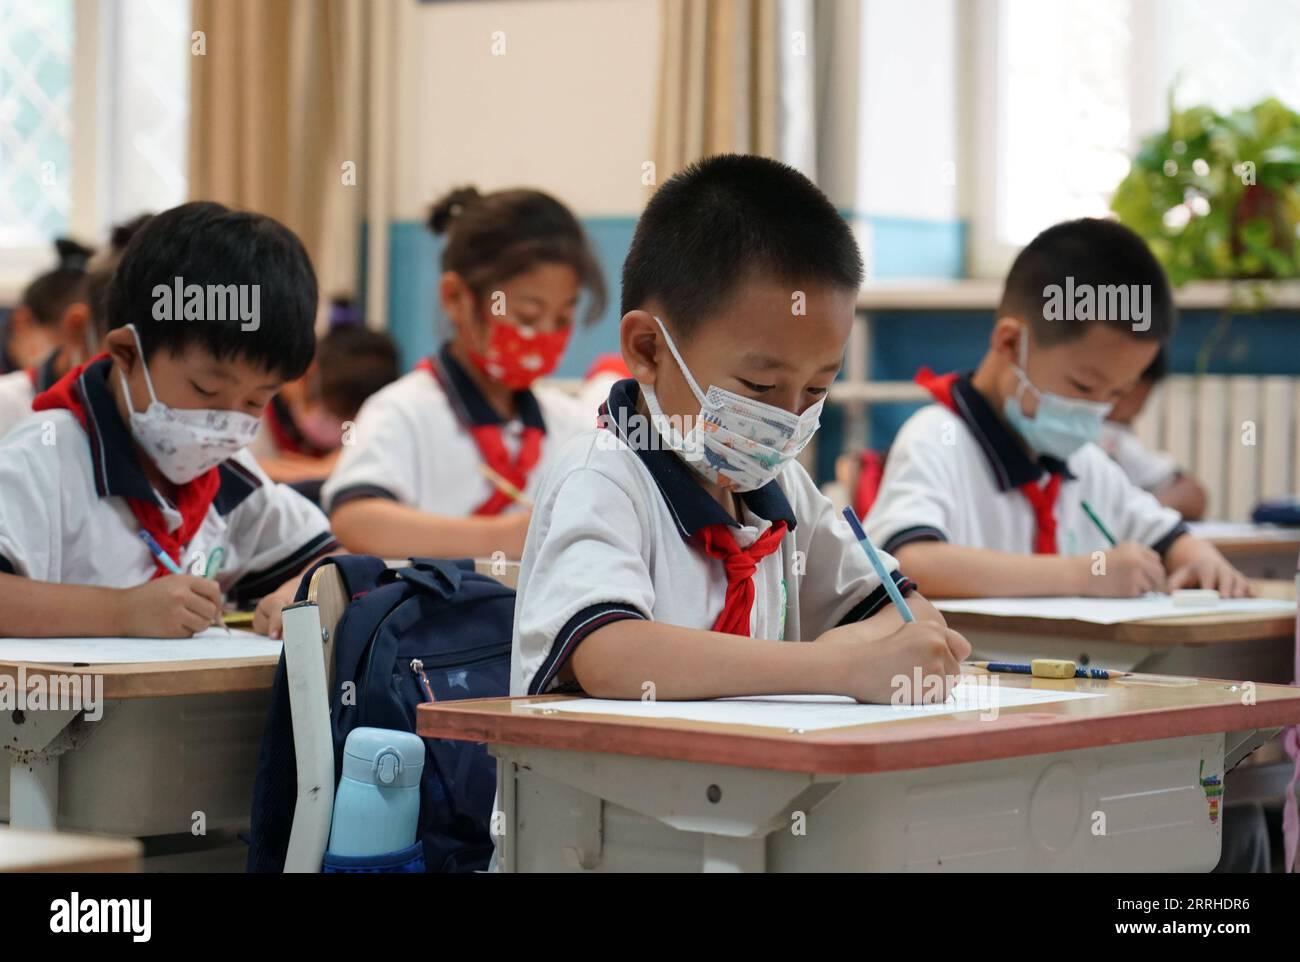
[940,580,1297,683]
[418,674,1300,872]
[1189,523,1300,581]
[0,656,277,833]
[0,826,142,873]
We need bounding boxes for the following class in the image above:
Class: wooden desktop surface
[417,672,1300,775]
[939,579,1295,646]
[0,656,278,699]
[0,827,142,872]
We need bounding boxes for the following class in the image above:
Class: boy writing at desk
[0,202,340,639]
[865,218,1251,599]
[511,155,970,704]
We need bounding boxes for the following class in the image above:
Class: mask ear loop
[651,316,710,408]
[118,323,161,416]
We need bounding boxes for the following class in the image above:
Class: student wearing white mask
[0,202,339,640]
[509,155,969,707]
[866,218,1250,601]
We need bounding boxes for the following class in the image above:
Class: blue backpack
[246,556,514,873]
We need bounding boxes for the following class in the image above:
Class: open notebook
[0,628,281,664]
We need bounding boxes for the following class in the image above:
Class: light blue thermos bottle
[326,727,424,858]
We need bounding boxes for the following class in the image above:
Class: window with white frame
[969,0,1300,277]
[0,0,189,298]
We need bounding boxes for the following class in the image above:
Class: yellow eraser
[1030,658,1077,679]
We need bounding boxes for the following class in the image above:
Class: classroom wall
[378,0,972,388]
[381,0,656,377]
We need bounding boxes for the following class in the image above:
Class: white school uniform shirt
[0,359,339,605]
[1098,421,1181,493]
[511,378,915,696]
[321,344,593,516]
[0,350,61,439]
[864,373,1186,559]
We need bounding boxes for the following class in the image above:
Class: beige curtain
[653,0,863,209]
[188,0,368,309]
[653,0,781,182]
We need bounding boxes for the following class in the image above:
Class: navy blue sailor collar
[948,372,1076,491]
[598,377,797,539]
[431,341,547,432]
[72,357,260,514]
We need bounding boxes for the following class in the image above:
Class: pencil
[478,463,533,507]
[842,506,914,623]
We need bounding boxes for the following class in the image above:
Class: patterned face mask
[466,318,571,391]
[641,315,823,493]
[119,324,262,485]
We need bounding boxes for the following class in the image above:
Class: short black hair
[87,213,153,341]
[1141,347,1169,383]
[428,186,607,325]
[106,201,318,380]
[620,154,863,339]
[316,325,399,421]
[999,218,1175,345]
[20,237,94,327]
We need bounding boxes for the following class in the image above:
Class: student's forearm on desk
[330,498,527,558]
[569,621,847,700]
[894,542,1084,598]
[569,597,965,703]
[0,574,128,637]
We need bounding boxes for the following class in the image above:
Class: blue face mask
[1001,330,1113,460]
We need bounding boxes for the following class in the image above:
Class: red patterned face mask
[467,319,571,390]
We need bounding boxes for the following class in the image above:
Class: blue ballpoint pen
[842,506,914,623]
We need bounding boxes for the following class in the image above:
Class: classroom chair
[279,558,520,873]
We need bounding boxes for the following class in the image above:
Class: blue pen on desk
[842,506,914,623]
[138,530,183,575]
[974,660,1119,680]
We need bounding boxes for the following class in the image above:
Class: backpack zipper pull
[410,658,437,703]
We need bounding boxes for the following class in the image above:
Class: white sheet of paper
[525,680,1102,731]
[1187,521,1300,542]
[933,595,1295,624]
[0,628,281,664]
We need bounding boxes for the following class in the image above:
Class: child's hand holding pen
[133,532,227,637]
[114,575,224,638]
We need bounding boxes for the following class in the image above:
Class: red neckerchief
[416,356,544,516]
[33,356,221,578]
[914,367,1061,554]
[695,520,789,636]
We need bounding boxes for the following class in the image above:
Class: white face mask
[641,316,824,493]
[118,324,262,485]
[1002,328,1113,460]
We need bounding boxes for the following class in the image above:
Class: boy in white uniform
[512,155,970,704]
[0,203,339,639]
[866,218,1250,600]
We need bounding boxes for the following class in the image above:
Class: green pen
[204,546,225,580]
[1080,500,1118,547]
[205,547,230,634]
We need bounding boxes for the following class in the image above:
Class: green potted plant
[1111,96,1300,285]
